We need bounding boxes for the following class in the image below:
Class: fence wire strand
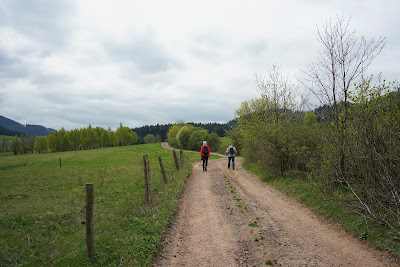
[35,150,190,265]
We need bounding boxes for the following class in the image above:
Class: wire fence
[2,149,190,266]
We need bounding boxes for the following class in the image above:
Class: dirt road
[156,144,399,266]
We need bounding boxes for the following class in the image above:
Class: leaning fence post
[158,156,168,183]
[86,183,94,259]
[173,149,180,171]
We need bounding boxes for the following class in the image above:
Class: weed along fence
[82,149,187,263]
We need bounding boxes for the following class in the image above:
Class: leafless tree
[302,15,386,122]
[255,65,299,123]
[302,15,386,174]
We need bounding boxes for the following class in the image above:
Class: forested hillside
[0,115,54,136]
[0,126,22,136]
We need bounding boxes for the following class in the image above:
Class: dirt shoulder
[156,143,399,266]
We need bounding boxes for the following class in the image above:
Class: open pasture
[0,143,194,266]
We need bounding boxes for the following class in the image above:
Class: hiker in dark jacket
[226,143,237,170]
[200,141,210,171]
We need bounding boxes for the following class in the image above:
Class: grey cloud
[0,51,26,79]
[31,72,73,86]
[106,37,176,73]
[37,90,77,106]
[190,32,231,63]
[0,1,75,84]
[0,91,5,106]
[242,40,269,57]
[0,0,75,50]
[27,99,126,130]
[0,51,71,98]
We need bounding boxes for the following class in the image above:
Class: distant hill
[0,115,55,136]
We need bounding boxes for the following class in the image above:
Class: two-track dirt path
[156,143,399,266]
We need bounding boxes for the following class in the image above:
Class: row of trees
[132,121,235,143]
[7,123,138,155]
[4,120,234,154]
[236,15,400,230]
[167,123,221,153]
[4,135,35,154]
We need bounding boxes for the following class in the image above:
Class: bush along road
[156,143,399,266]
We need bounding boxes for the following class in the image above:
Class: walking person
[200,141,210,171]
[226,143,237,170]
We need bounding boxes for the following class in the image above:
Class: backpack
[203,146,209,155]
[229,147,235,155]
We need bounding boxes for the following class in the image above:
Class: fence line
[33,149,188,265]
[82,149,187,260]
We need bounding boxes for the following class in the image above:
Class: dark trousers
[202,156,209,170]
[228,157,235,169]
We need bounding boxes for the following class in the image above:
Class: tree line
[3,120,236,154]
[132,121,235,143]
[235,15,400,230]
[6,123,138,155]
[167,123,222,153]
[0,126,22,136]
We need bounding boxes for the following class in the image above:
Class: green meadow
[218,137,233,154]
[0,143,199,266]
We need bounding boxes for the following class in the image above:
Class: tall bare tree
[302,15,386,171]
[302,15,386,123]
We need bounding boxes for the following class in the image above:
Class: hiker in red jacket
[200,141,210,171]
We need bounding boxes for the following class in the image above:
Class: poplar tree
[34,136,48,153]
[9,136,23,155]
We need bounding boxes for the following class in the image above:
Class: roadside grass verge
[243,161,400,258]
[0,143,192,266]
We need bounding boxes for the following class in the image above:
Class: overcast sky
[0,0,399,130]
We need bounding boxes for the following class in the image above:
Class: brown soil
[155,143,399,266]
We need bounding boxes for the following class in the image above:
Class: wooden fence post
[143,155,151,204]
[158,156,168,183]
[173,149,180,171]
[146,153,151,203]
[59,158,62,168]
[179,150,184,166]
[86,183,94,259]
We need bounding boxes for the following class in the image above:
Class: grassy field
[243,161,400,258]
[0,143,201,266]
[217,136,233,154]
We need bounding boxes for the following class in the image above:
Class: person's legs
[202,157,206,171]
[232,157,235,170]
[228,157,231,169]
[205,156,208,171]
